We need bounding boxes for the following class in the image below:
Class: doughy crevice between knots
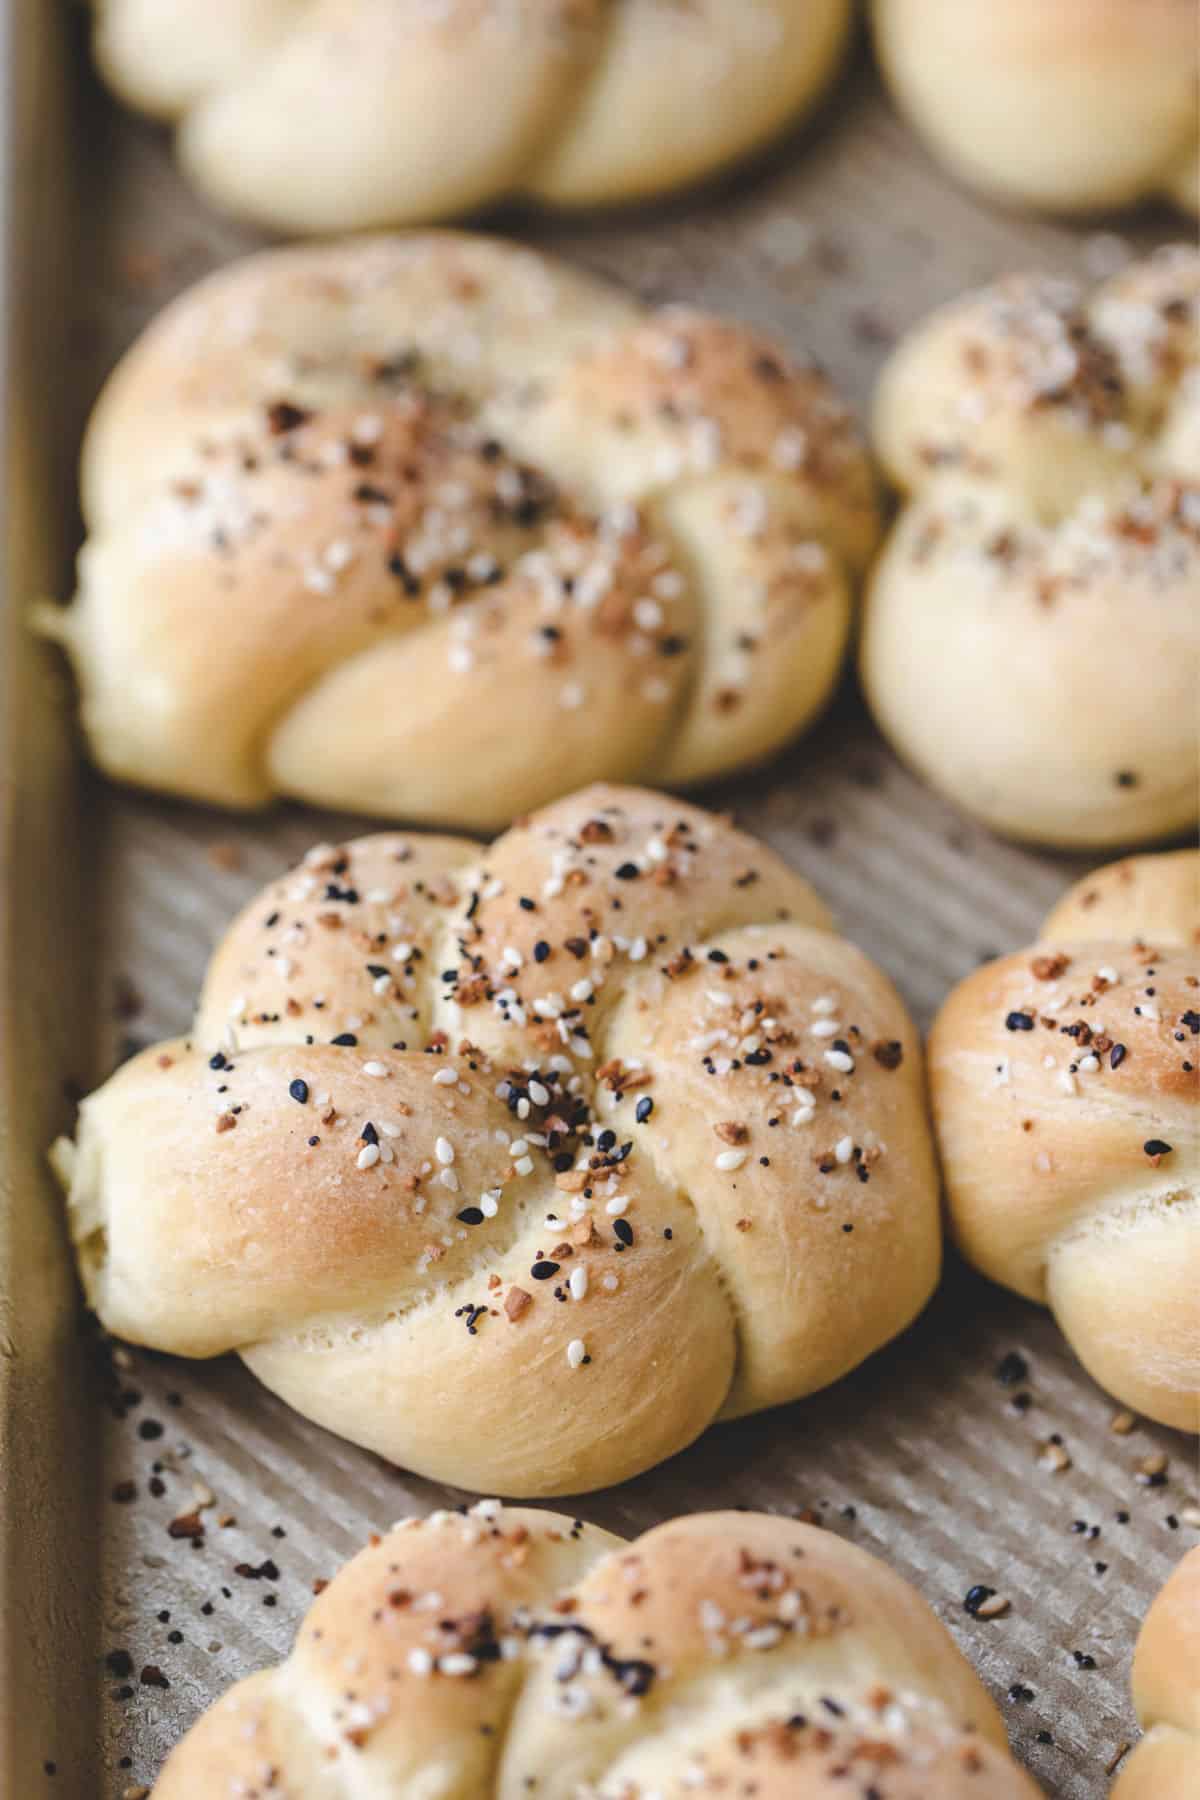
[930,850,1199,1433]
[151,1505,1041,1798]
[39,233,880,829]
[862,245,1200,849]
[1114,1547,1200,1799]
[51,786,941,1497]
[92,1,853,232]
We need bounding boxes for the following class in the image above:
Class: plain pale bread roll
[929,850,1199,1432]
[862,248,1200,848]
[152,1504,1041,1798]
[52,786,941,1496]
[93,1,853,232]
[872,0,1198,216]
[39,233,879,828]
[1113,1548,1200,1799]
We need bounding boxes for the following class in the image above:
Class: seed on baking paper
[1109,1411,1135,1435]
[566,1339,587,1368]
[1038,1441,1072,1473]
[569,1266,588,1300]
[1135,1452,1168,1483]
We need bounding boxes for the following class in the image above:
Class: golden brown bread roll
[861,247,1200,848]
[929,850,1199,1432]
[1114,1547,1200,1799]
[51,786,941,1496]
[38,233,879,828]
[872,0,1198,216]
[93,1,852,232]
[1042,850,1200,950]
[151,1504,1040,1798]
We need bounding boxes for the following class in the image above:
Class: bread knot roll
[41,234,879,827]
[871,0,1198,216]
[151,1503,1038,1797]
[929,850,1199,1431]
[861,247,1200,847]
[51,785,940,1495]
[1114,1548,1200,1799]
[92,1,852,232]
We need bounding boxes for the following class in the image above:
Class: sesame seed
[569,1265,588,1300]
[715,1148,747,1172]
[356,1144,380,1171]
[566,1339,587,1368]
[824,1050,855,1073]
[834,1136,854,1164]
[439,1653,478,1677]
[810,1019,841,1038]
[407,1648,433,1676]
[432,1066,459,1086]
[362,1060,388,1078]
[528,1080,550,1106]
[288,1079,309,1104]
[435,1137,454,1165]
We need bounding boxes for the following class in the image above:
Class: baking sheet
[4,8,1198,1797]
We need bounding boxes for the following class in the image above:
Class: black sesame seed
[1110,1043,1127,1069]
[1143,1138,1172,1157]
[1005,1011,1035,1032]
[330,1032,358,1047]
[288,1079,309,1104]
[613,863,639,881]
[360,1122,378,1145]
[613,1219,634,1247]
[208,1052,228,1070]
[635,1097,653,1123]
[456,1208,485,1226]
[533,941,550,963]
[531,1261,560,1281]
[995,1351,1029,1386]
